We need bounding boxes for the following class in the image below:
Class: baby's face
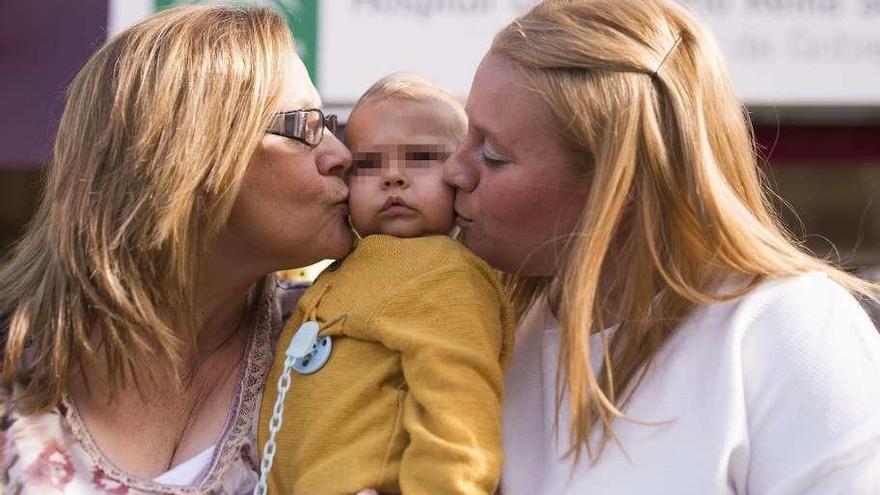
[345,98,463,238]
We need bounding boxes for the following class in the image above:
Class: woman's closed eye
[478,142,509,166]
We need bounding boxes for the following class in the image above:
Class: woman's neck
[190,280,252,358]
[188,246,268,359]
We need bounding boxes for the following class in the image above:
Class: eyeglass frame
[266,108,337,147]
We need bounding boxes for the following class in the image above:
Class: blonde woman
[0,6,360,494]
[443,0,880,493]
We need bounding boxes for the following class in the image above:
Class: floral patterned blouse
[1,279,304,495]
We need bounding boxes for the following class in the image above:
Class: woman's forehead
[469,54,557,149]
[279,57,321,111]
[467,54,511,118]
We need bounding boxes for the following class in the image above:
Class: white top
[502,272,880,494]
[151,444,217,486]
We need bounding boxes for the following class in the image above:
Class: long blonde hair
[493,0,878,462]
[0,5,293,413]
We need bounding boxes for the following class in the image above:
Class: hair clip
[653,34,683,77]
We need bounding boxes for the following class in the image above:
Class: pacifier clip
[254,305,341,495]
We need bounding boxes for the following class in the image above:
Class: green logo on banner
[154,0,319,84]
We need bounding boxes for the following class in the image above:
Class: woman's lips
[454,209,473,226]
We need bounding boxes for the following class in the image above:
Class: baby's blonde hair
[351,72,466,131]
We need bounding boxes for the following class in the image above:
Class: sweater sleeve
[740,274,880,494]
[369,265,511,495]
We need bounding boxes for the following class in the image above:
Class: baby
[257,74,515,495]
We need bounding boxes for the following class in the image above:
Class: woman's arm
[741,275,880,493]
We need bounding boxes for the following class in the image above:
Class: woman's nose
[316,133,353,178]
[443,147,477,193]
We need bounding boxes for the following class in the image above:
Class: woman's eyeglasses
[267,108,337,147]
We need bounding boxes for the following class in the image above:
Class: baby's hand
[352,490,379,495]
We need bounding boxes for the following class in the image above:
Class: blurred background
[1,0,878,316]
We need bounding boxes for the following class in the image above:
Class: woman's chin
[464,234,554,277]
[330,229,356,258]
[295,228,354,267]
[459,232,500,268]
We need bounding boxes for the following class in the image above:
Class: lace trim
[61,282,280,494]
[199,282,277,489]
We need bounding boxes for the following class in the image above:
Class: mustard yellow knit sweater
[258,234,515,495]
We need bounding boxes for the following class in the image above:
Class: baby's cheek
[347,184,376,234]
[427,185,456,233]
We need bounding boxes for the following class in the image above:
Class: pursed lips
[380,196,415,213]
[453,206,473,224]
[332,192,349,215]
[332,187,349,206]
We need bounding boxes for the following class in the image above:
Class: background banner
[103,0,880,106]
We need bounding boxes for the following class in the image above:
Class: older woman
[444,0,880,493]
[0,6,354,494]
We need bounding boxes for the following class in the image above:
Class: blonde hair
[351,72,466,129]
[0,5,293,413]
[493,0,878,463]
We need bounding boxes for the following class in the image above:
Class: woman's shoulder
[742,270,860,306]
[703,271,875,340]
[693,273,880,493]
[688,271,879,411]
[673,271,879,404]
